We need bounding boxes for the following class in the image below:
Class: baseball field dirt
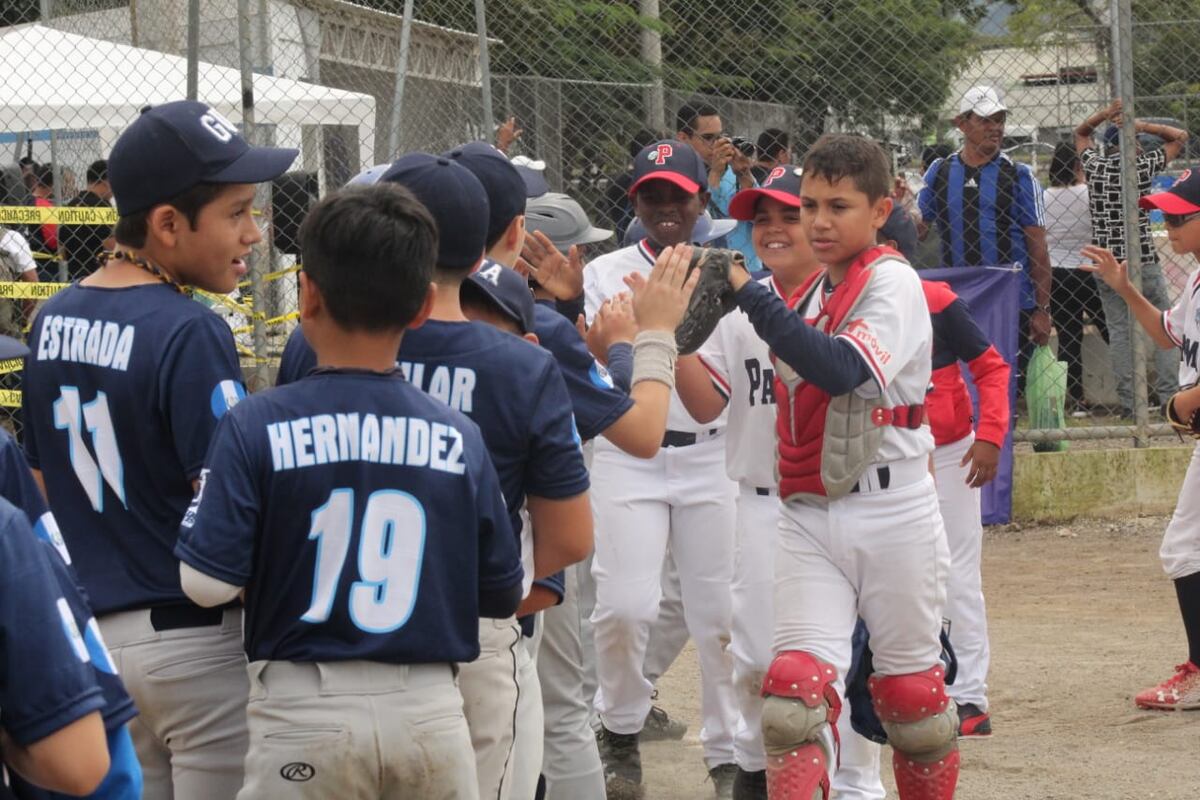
[641,515,1200,799]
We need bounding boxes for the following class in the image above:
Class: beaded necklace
[101,250,191,295]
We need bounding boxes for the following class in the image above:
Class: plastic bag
[1026,345,1068,452]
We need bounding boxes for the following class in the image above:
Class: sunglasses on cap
[1163,210,1200,228]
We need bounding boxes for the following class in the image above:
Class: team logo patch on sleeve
[589,361,615,389]
[83,618,118,675]
[210,380,247,418]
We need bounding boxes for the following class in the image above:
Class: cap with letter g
[108,100,298,216]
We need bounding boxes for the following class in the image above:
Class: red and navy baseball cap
[628,140,708,198]
[444,142,527,245]
[462,261,535,333]
[1139,168,1200,216]
[379,153,490,270]
[108,100,298,216]
[728,165,803,220]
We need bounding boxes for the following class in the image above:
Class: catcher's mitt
[674,248,741,355]
[1165,388,1200,439]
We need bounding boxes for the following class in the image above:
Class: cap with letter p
[1139,168,1200,216]
[108,100,298,216]
[728,165,803,220]
[629,140,708,198]
[958,85,1008,118]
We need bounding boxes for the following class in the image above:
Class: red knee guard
[866,665,952,723]
[767,742,829,800]
[892,748,960,800]
[761,651,841,720]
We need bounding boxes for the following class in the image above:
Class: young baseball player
[674,165,885,800]
[21,100,296,800]
[711,134,957,800]
[175,183,522,799]
[276,153,593,800]
[1084,168,1200,710]
[583,139,739,799]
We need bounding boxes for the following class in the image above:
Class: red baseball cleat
[1135,662,1200,710]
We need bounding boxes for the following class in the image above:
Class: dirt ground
[640,515,1200,799]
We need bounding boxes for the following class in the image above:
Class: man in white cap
[918,85,1052,377]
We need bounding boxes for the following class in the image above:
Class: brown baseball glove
[1165,388,1200,439]
[674,248,742,355]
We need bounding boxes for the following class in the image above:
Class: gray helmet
[524,192,613,252]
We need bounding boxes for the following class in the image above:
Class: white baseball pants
[1161,442,1200,580]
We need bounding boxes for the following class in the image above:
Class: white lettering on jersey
[398,362,476,413]
[36,315,134,371]
[266,414,466,475]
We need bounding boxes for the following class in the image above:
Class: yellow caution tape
[0,390,20,408]
[232,310,298,335]
[0,206,117,226]
[0,358,23,375]
[237,264,300,289]
[0,282,69,299]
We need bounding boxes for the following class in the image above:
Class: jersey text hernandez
[266,413,466,475]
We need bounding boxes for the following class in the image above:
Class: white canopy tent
[0,24,376,169]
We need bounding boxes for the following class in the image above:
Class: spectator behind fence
[1076,99,1187,414]
[750,127,790,184]
[28,163,58,262]
[603,128,661,243]
[674,99,761,270]
[1044,141,1107,416]
[61,159,115,280]
[918,85,1052,377]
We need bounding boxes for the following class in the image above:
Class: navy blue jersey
[278,322,590,546]
[533,300,632,442]
[0,497,106,745]
[22,284,246,615]
[176,369,523,664]
[0,429,136,733]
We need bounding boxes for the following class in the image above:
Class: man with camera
[675,99,761,270]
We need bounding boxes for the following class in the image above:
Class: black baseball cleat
[708,762,738,800]
[640,699,688,742]
[732,767,767,800]
[599,727,644,800]
[957,702,993,737]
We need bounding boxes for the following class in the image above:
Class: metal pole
[186,0,200,100]
[387,0,416,158]
[1111,0,1149,447]
[49,132,66,282]
[473,0,494,140]
[639,0,665,131]
[39,0,50,21]
[238,0,269,390]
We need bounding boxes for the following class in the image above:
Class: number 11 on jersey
[53,386,126,513]
[301,488,426,634]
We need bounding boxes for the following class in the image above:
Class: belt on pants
[661,428,721,448]
[849,457,928,494]
[149,602,237,632]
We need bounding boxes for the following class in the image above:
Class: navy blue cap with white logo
[728,165,803,220]
[463,261,535,333]
[629,140,708,198]
[443,142,527,245]
[380,154,490,270]
[108,100,298,216]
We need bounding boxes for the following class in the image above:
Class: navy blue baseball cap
[511,156,550,198]
[1103,125,1163,151]
[379,153,490,270]
[462,261,535,333]
[728,165,803,220]
[629,140,708,198]
[108,100,298,216]
[879,206,918,262]
[444,142,527,245]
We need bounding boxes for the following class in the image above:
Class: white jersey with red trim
[697,274,781,488]
[795,256,935,463]
[1163,268,1200,387]
[584,240,728,433]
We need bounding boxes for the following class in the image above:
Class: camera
[730,136,757,158]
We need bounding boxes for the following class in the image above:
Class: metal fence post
[640,0,666,132]
[1110,0,1149,447]
[186,0,199,100]
[387,0,417,159]
[238,0,270,391]
[474,0,494,141]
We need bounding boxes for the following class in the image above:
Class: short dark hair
[86,159,108,185]
[300,183,437,332]
[32,163,53,189]
[756,128,789,160]
[1048,142,1079,188]
[113,182,225,248]
[801,134,892,202]
[628,128,662,160]
[17,157,35,168]
[676,99,720,136]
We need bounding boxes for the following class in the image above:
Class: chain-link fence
[0,0,1193,448]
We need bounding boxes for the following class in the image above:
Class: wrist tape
[631,330,678,389]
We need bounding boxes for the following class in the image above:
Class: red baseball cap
[628,140,708,198]
[1140,169,1200,215]
[728,166,803,220]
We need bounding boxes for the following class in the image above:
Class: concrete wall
[1012,445,1193,521]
